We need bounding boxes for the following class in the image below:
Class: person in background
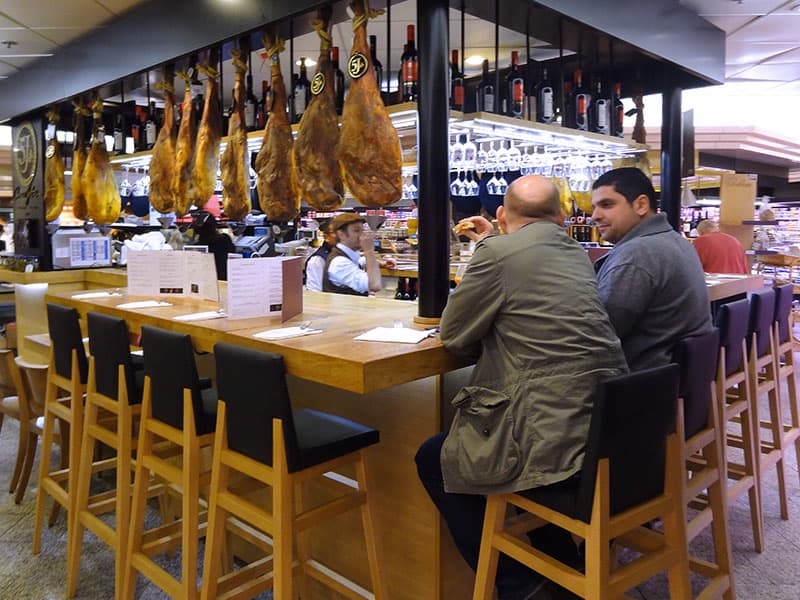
[304,221,336,291]
[322,213,396,296]
[192,211,236,281]
[416,175,627,600]
[693,219,749,274]
[590,167,712,371]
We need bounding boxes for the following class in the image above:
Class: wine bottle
[612,82,624,137]
[505,51,524,118]
[589,79,610,135]
[369,35,383,93]
[331,46,346,114]
[145,101,158,149]
[293,57,311,123]
[562,80,574,128]
[476,59,495,113]
[397,44,406,103]
[401,25,418,102]
[568,69,590,131]
[113,113,124,155]
[450,49,464,111]
[244,72,257,131]
[534,66,555,124]
[131,106,142,151]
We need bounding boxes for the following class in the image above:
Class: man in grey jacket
[415,175,627,600]
[590,167,712,371]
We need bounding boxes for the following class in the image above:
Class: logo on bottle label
[348,52,369,79]
[45,143,56,159]
[311,72,326,95]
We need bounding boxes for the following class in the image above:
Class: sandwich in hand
[452,221,477,236]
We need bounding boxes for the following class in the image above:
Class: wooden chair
[715,299,764,553]
[472,364,691,600]
[772,284,800,487]
[12,356,51,504]
[201,342,385,600]
[66,312,166,598]
[0,348,26,495]
[32,304,88,567]
[122,325,218,600]
[672,329,734,599]
[747,287,789,519]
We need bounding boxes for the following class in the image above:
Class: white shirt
[305,254,326,292]
[327,243,368,294]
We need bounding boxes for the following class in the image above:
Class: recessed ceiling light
[0,53,53,58]
[295,58,317,68]
[465,55,485,66]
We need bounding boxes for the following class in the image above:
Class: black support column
[660,87,682,231]
[416,0,450,321]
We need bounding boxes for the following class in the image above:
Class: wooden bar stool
[122,325,218,600]
[472,364,691,600]
[772,284,800,486]
[673,329,734,599]
[201,342,386,600]
[66,312,159,598]
[715,299,764,553]
[747,287,789,519]
[0,348,27,495]
[32,304,88,565]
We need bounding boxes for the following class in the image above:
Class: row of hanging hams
[43,0,402,225]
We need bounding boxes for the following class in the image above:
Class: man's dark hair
[592,167,657,212]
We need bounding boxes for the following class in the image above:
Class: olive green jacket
[440,221,628,495]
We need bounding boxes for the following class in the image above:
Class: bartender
[322,213,396,296]
[304,221,336,291]
[192,211,236,281]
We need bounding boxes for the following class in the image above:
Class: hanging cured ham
[221,43,251,221]
[83,96,121,225]
[292,8,344,211]
[44,107,65,222]
[173,68,196,217]
[148,64,177,214]
[338,0,402,207]
[71,101,90,220]
[255,32,300,221]
[190,48,222,210]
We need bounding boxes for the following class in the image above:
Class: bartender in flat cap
[322,213,396,296]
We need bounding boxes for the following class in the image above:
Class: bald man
[416,175,627,600]
[693,219,748,274]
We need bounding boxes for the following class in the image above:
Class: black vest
[303,242,332,285]
[322,246,368,296]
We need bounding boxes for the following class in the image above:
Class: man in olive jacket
[415,175,627,600]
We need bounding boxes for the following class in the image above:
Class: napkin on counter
[116,300,173,309]
[71,291,121,300]
[253,326,323,340]
[354,327,432,344]
[173,311,227,322]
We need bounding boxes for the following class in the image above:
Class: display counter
[0,267,127,291]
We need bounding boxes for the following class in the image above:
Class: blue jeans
[415,433,547,596]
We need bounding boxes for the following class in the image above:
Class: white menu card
[225,256,303,321]
[126,250,219,301]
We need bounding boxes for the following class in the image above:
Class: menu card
[126,250,219,301]
[225,256,302,321]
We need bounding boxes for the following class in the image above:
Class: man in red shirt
[693,220,749,274]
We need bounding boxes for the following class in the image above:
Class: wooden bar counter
[46,287,475,599]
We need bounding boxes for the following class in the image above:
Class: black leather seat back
[748,288,776,359]
[46,303,88,384]
[574,364,680,523]
[774,284,794,346]
[673,329,720,440]
[715,299,749,377]
[141,325,209,434]
[213,342,301,471]
[87,312,140,404]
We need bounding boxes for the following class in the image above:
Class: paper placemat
[253,326,323,340]
[173,311,227,322]
[116,300,173,309]
[354,327,431,344]
[71,291,121,300]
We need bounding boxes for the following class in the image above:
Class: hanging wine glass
[450,135,464,170]
[497,171,508,195]
[477,141,489,170]
[466,171,479,197]
[119,167,132,197]
[450,171,462,196]
[463,134,477,169]
[487,172,501,195]
[507,142,521,172]
[495,141,509,172]
[486,141,498,171]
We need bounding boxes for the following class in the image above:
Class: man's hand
[455,216,494,242]
[360,231,376,253]
[379,257,397,269]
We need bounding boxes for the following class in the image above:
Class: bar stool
[122,325,218,600]
[66,312,161,598]
[673,329,733,599]
[472,365,691,600]
[12,356,52,504]
[772,284,800,485]
[715,299,764,553]
[0,348,26,494]
[32,304,88,563]
[201,342,386,600]
[747,287,789,519]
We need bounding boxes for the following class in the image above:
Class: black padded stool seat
[748,288,776,359]
[674,328,720,440]
[472,365,693,600]
[201,342,385,600]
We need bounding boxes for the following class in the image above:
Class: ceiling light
[0,53,54,58]
[464,55,485,67]
[295,58,316,67]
